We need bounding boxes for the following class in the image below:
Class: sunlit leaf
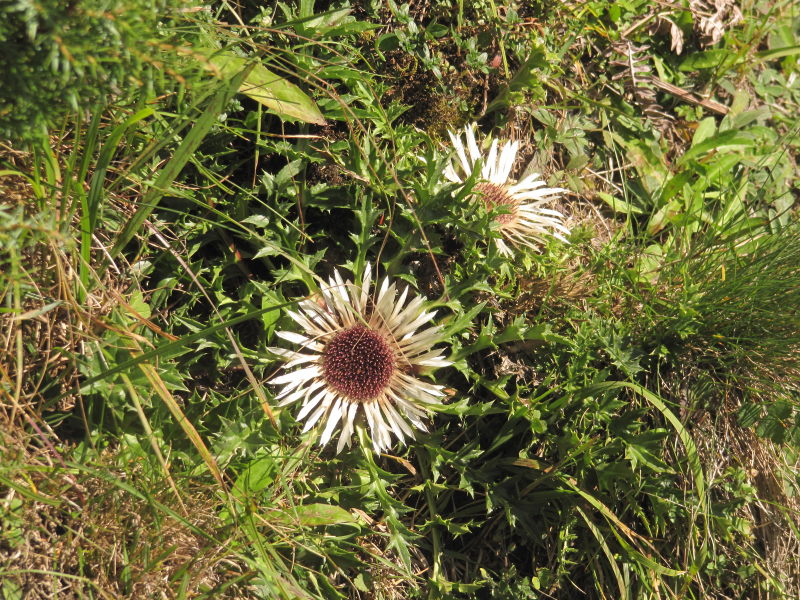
[208,53,326,125]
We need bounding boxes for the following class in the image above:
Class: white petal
[276,375,319,402]
[336,402,359,454]
[388,285,410,326]
[338,270,360,314]
[272,365,320,387]
[531,207,567,218]
[518,204,565,217]
[465,124,481,164]
[302,395,333,432]
[378,403,408,444]
[380,396,415,439]
[361,401,382,453]
[282,353,321,369]
[388,391,429,430]
[302,301,341,332]
[389,295,426,333]
[327,272,354,327]
[319,398,344,446]
[362,399,379,448]
[277,385,309,407]
[286,308,322,333]
[447,129,461,151]
[267,346,300,359]
[359,264,372,312]
[508,174,545,192]
[513,188,566,201]
[484,139,499,181]
[364,401,391,453]
[453,134,472,177]
[396,372,446,399]
[496,239,513,256]
[374,277,394,322]
[296,387,328,419]
[276,330,322,351]
[394,309,436,339]
[397,327,444,355]
[495,141,519,184]
[444,163,462,183]
[414,353,452,368]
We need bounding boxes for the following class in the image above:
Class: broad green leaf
[679,48,734,71]
[275,159,304,187]
[625,441,674,474]
[768,400,792,420]
[234,456,277,495]
[209,53,325,125]
[294,504,357,527]
[758,45,800,61]
[756,416,786,444]
[582,381,706,502]
[260,504,358,527]
[691,117,717,146]
[647,200,680,235]
[126,290,152,319]
[353,573,370,593]
[596,192,644,215]
[242,214,271,227]
[261,503,358,528]
[679,130,756,166]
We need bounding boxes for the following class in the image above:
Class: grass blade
[111,68,251,257]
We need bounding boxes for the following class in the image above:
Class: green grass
[2,0,800,598]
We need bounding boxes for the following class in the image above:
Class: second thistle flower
[445,123,571,256]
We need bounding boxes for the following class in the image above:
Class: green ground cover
[1,0,799,598]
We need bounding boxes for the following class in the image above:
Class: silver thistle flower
[445,123,571,256]
[270,266,451,454]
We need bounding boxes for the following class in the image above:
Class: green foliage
[0,0,171,142]
[2,0,800,599]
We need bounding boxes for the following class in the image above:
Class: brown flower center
[473,182,518,225]
[322,325,395,401]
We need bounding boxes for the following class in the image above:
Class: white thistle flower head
[445,123,571,256]
[269,265,451,454]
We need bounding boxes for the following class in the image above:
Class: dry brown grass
[692,404,800,599]
[0,147,252,599]
[0,429,251,599]
[0,147,118,424]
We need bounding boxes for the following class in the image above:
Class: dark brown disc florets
[473,182,518,225]
[322,325,395,401]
